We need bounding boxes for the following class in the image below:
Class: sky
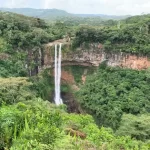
[0,0,150,15]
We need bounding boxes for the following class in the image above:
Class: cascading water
[54,43,63,105]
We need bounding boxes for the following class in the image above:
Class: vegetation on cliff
[73,14,150,55]
[0,11,150,149]
[0,12,71,77]
[77,65,150,142]
[0,77,149,150]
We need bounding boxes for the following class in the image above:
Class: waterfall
[54,43,63,105]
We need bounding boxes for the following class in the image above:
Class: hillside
[0,77,149,150]
[73,14,150,55]
[0,11,73,77]
[0,8,129,20]
[0,8,71,19]
[0,11,150,150]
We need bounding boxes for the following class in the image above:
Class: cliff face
[43,42,150,70]
[42,42,150,84]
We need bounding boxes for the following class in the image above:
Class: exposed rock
[61,70,75,84]
[43,41,150,70]
[121,55,150,70]
[42,41,150,85]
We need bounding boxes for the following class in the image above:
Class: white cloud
[2,0,28,8]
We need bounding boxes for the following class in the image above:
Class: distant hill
[0,8,71,19]
[76,14,130,20]
[0,8,129,20]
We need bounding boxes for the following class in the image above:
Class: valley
[0,9,150,150]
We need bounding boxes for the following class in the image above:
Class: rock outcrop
[43,41,150,70]
[42,41,150,84]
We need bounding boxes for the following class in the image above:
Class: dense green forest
[0,10,150,150]
[0,76,149,150]
[73,14,150,55]
[0,12,72,77]
[77,65,150,134]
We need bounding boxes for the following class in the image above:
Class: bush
[0,105,24,149]
[0,99,149,150]
[77,67,150,130]
[0,77,35,105]
[116,114,150,141]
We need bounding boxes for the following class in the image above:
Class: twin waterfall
[54,43,63,105]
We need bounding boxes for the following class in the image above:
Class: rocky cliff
[41,41,150,85]
[43,41,150,70]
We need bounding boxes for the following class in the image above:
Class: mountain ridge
[0,8,130,20]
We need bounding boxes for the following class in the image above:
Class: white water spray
[54,43,63,105]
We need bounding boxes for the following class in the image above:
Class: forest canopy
[77,66,150,132]
[0,11,150,150]
[73,14,150,55]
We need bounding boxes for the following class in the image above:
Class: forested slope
[77,65,150,143]
[0,11,150,150]
[0,12,71,77]
[73,14,150,55]
[0,8,128,20]
[0,77,149,150]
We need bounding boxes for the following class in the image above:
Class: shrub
[77,67,150,130]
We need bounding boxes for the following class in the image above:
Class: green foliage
[63,113,95,130]
[10,139,53,150]
[77,67,150,130]
[0,38,10,53]
[0,12,49,48]
[0,11,150,150]
[56,17,118,27]
[0,105,24,149]
[116,114,150,141]
[0,93,149,150]
[0,12,49,77]
[46,21,74,40]
[0,12,71,77]
[73,14,150,55]
[30,70,54,101]
[14,102,62,147]
[0,77,36,105]
[0,59,27,77]
[0,100,62,149]
[0,76,148,149]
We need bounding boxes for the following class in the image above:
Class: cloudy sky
[0,0,150,15]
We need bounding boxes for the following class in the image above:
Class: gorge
[0,10,150,150]
[37,41,150,85]
[44,41,150,70]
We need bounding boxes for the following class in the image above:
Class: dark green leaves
[77,67,150,130]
